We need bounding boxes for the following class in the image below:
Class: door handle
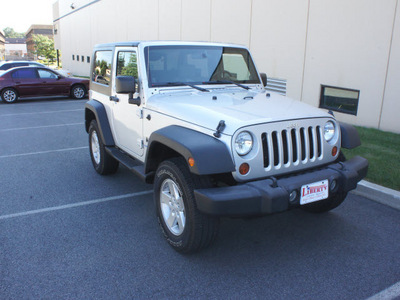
[109,96,119,102]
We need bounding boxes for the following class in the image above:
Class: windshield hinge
[214,120,226,138]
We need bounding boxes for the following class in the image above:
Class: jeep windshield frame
[144,45,260,88]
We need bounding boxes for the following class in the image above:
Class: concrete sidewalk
[352,180,400,211]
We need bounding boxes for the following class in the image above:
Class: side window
[222,54,251,81]
[92,51,112,86]
[38,69,58,79]
[116,51,138,77]
[11,69,38,79]
[2,64,15,70]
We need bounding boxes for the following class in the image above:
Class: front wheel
[154,158,219,253]
[300,192,347,213]
[88,120,119,175]
[1,88,18,103]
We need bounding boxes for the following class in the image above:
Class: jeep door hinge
[137,138,144,149]
[136,109,143,119]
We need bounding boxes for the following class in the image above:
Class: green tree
[3,27,25,38]
[32,34,56,64]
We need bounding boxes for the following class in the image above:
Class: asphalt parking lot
[1,97,399,299]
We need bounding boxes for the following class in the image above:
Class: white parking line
[0,123,83,132]
[0,146,88,159]
[0,191,153,220]
[366,281,400,300]
[0,109,82,117]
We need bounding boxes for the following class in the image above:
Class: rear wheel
[1,88,18,103]
[71,85,86,99]
[154,158,219,253]
[301,192,347,213]
[88,120,119,175]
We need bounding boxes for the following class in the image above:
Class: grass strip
[342,126,400,191]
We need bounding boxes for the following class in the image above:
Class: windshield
[144,45,260,87]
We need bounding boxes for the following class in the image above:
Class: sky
[0,0,56,34]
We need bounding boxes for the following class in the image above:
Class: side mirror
[115,75,141,106]
[57,75,62,80]
[115,76,136,93]
[260,73,267,87]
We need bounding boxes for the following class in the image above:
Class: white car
[84,41,368,253]
[0,61,72,77]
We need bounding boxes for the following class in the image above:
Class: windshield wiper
[203,80,250,90]
[163,82,209,92]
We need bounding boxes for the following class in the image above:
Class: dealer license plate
[300,180,329,205]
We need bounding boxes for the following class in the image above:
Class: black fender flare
[339,122,361,149]
[146,125,235,175]
[84,99,115,146]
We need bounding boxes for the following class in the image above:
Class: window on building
[319,85,360,116]
[72,55,75,60]
[81,55,84,62]
[92,50,112,86]
[87,56,90,63]
[77,55,79,61]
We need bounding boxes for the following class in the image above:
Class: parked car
[0,66,89,103]
[0,60,73,77]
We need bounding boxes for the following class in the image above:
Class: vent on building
[266,77,287,96]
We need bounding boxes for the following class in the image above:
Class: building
[52,0,400,134]
[25,24,54,59]
[4,38,28,60]
[0,30,5,60]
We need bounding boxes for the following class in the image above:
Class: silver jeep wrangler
[85,41,368,253]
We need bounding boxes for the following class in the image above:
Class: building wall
[25,25,54,59]
[53,0,400,133]
[0,30,5,60]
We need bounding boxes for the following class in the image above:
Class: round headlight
[324,121,336,142]
[235,131,253,156]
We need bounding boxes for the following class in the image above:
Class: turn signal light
[239,163,250,175]
[188,157,195,167]
[332,146,338,157]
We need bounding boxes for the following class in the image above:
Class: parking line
[366,281,400,300]
[0,146,88,159]
[0,191,153,220]
[0,109,82,117]
[0,123,83,132]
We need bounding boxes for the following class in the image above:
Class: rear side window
[92,51,112,86]
[11,69,38,79]
[0,63,15,70]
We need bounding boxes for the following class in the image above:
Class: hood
[146,88,331,135]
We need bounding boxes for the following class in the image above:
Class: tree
[32,34,56,64]
[3,27,25,38]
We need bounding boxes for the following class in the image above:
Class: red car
[0,66,89,104]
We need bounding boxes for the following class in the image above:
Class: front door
[111,47,144,157]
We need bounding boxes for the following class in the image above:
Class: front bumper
[194,156,368,216]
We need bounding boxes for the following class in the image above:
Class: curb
[351,180,400,211]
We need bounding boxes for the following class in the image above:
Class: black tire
[154,158,219,253]
[300,192,347,213]
[71,84,86,99]
[88,120,119,175]
[1,88,18,103]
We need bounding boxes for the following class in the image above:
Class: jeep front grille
[261,126,323,170]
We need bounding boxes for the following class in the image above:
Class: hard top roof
[93,40,247,50]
